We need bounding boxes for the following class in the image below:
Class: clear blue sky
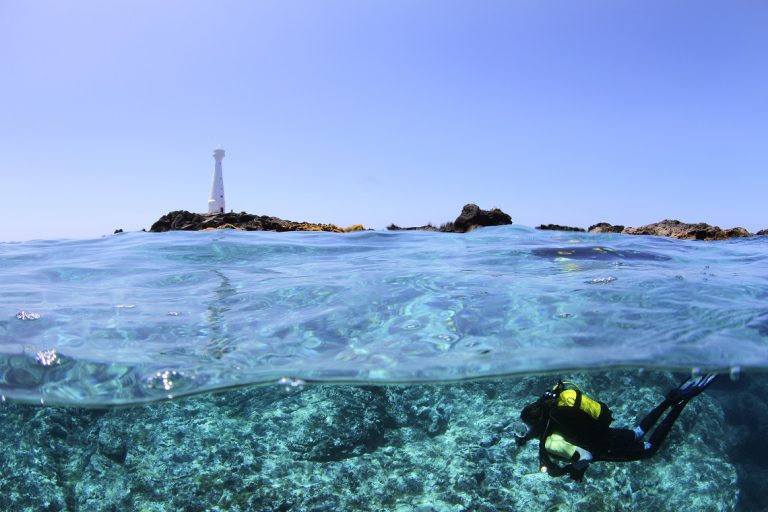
[2,0,766,241]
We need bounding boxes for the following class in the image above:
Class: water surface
[1,226,766,405]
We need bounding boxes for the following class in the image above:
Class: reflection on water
[205,270,237,359]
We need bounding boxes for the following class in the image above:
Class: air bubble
[34,349,59,367]
[587,277,617,285]
[16,311,40,321]
[277,377,305,393]
[729,366,741,382]
[147,370,182,391]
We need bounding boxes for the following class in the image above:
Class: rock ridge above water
[389,204,759,240]
[387,203,513,233]
[147,206,763,240]
[620,219,752,240]
[149,210,364,233]
[538,219,755,240]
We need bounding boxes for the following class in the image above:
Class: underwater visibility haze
[1,227,768,511]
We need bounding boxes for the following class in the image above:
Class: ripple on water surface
[0,227,767,405]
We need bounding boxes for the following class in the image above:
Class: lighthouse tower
[208,147,226,214]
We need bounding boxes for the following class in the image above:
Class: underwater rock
[385,385,451,436]
[280,386,391,462]
[149,210,365,233]
[536,224,586,232]
[588,222,625,233]
[622,219,751,240]
[97,420,129,464]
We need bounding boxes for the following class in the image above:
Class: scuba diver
[515,374,718,481]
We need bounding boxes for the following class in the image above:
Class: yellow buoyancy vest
[544,432,578,461]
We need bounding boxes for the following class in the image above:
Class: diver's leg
[633,374,717,440]
[633,399,673,439]
[640,401,688,458]
[596,429,647,462]
[598,404,688,462]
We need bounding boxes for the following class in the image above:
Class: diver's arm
[541,455,588,481]
[514,425,538,446]
[538,442,569,477]
[563,457,589,482]
[539,437,592,481]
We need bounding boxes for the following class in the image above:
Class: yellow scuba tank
[551,381,612,426]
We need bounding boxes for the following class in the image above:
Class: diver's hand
[513,423,532,447]
[567,461,588,482]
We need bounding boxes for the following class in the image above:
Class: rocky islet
[148,204,763,241]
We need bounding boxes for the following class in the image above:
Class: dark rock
[756,229,768,236]
[448,204,513,233]
[387,204,512,233]
[387,224,439,232]
[588,222,625,233]
[622,219,752,240]
[536,224,585,232]
[113,229,123,234]
[283,386,391,462]
[97,421,128,464]
[385,385,450,437]
[149,210,364,233]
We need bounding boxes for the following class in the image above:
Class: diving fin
[668,374,718,403]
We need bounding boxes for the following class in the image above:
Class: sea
[1,226,766,511]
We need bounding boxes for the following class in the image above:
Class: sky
[1,0,767,241]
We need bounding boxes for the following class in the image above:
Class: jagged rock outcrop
[536,224,585,232]
[149,210,364,233]
[450,204,512,233]
[622,219,751,241]
[756,229,768,236]
[389,204,513,233]
[588,222,625,233]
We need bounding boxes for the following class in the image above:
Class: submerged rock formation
[149,210,364,233]
[622,219,751,241]
[0,371,742,511]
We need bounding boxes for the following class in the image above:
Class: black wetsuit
[518,393,691,480]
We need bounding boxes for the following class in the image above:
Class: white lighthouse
[208,147,226,214]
